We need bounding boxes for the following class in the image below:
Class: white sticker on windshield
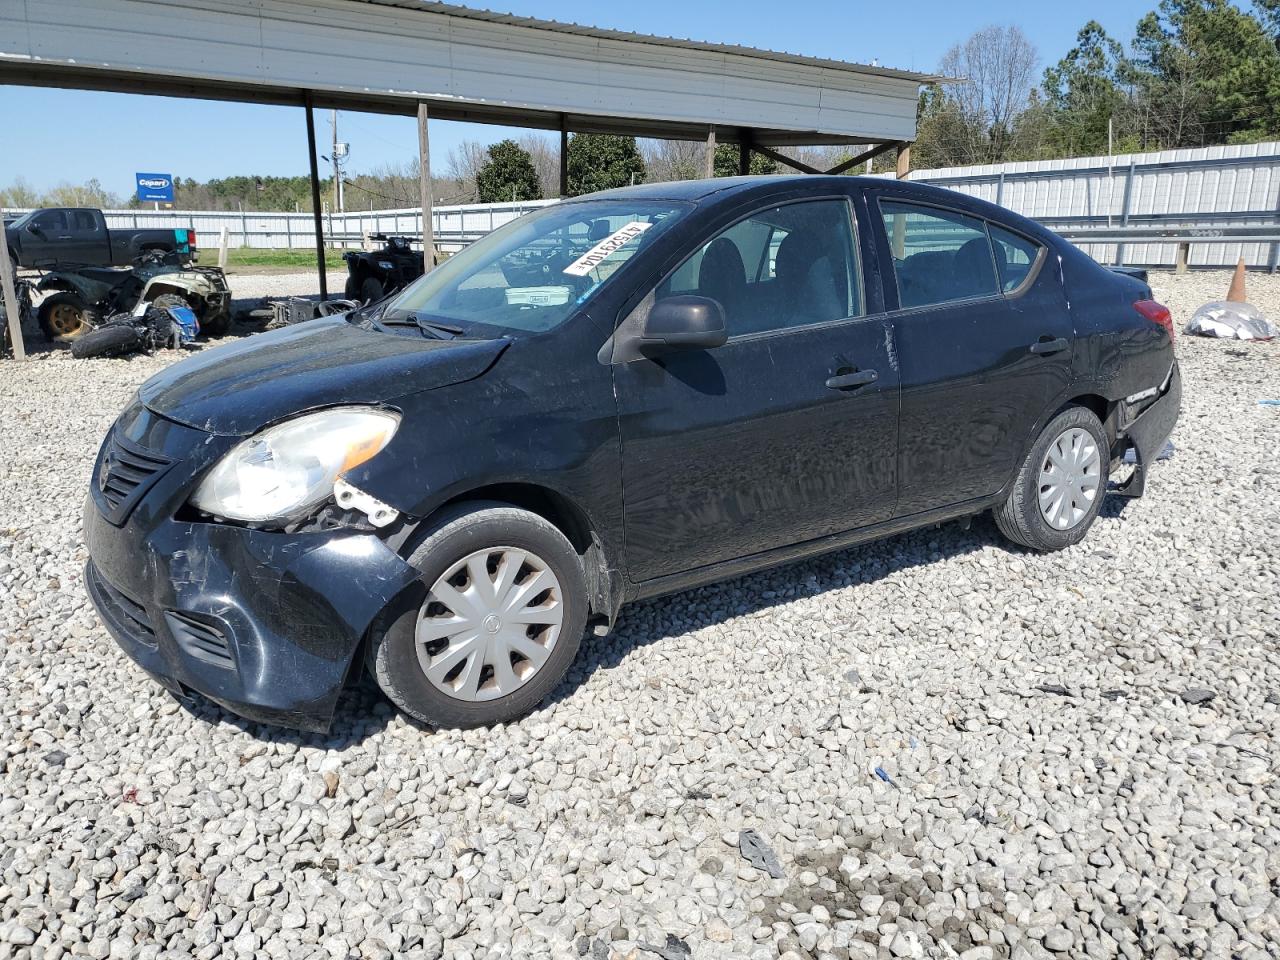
[562,221,652,276]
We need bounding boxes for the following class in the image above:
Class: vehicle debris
[637,933,692,960]
[738,828,784,879]
[70,298,201,359]
[1179,688,1216,706]
[1036,684,1073,697]
[873,766,899,788]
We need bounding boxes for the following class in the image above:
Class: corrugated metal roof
[357,0,947,83]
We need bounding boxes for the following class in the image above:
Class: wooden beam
[896,143,912,180]
[559,115,569,197]
[824,140,901,176]
[304,93,328,299]
[0,215,25,361]
[751,143,822,175]
[418,102,435,273]
[704,127,716,179]
[738,136,751,176]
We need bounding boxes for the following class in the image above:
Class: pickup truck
[4,208,196,269]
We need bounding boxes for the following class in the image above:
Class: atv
[342,234,424,303]
[35,250,231,343]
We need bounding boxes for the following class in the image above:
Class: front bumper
[1114,361,1182,498]
[82,406,422,732]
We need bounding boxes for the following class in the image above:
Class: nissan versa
[84,176,1180,731]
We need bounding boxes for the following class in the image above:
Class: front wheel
[994,406,1109,551]
[368,503,587,728]
[38,292,98,342]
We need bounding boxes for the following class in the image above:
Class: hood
[139,316,509,436]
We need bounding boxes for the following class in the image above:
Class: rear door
[64,210,110,264]
[612,194,900,582]
[871,194,1073,517]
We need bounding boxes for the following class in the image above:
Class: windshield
[382,199,689,335]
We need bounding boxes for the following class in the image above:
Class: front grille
[165,612,235,669]
[86,563,156,646]
[95,431,173,525]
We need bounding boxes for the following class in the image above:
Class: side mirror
[28,223,45,239]
[640,295,727,353]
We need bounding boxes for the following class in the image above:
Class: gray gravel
[2,270,1279,960]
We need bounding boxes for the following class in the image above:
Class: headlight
[377,260,395,270]
[190,407,399,523]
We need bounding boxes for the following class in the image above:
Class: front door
[612,196,900,582]
[871,195,1075,516]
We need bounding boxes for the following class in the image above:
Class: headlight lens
[190,407,399,522]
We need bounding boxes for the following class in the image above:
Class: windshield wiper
[377,312,466,339]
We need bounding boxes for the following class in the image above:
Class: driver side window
[657,199,862,337]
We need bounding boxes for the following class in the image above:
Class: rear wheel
[38,292,98,342]
[360,276,385,303]
[368,503,587,728]
[994,406,1108,551]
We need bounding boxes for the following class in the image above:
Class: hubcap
[1038,427,1102,530]
[416,547,563,702]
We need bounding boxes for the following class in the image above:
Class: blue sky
[0,0,1162,198]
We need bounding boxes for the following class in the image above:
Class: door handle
[1029,337,1069,355]
[826,369,878,390]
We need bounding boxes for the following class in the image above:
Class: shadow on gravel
[169,674,407,749]
[545,513,1010,710]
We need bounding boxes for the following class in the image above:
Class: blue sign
[135,172,174,203]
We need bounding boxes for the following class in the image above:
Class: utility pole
[331,110,341,214]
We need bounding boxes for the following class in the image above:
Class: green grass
[213,248,345,269]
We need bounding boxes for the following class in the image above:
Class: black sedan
[83,175,1180,731]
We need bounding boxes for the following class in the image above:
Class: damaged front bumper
[82,404,423,732]
[1113,361,1182,498]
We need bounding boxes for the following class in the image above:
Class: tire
[70,324,144,359]
[994,405,1109,552]
[344,274,362,300]
[38,292,98,342]
[360,276,385,303]
[368,502,587,728]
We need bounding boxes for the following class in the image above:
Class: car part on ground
[36,250,231,342]
[82,176,1181,733]
[343,234,424,303]
[1184,300,1276,339]
[70,299,201,359]
[267,296,359,330]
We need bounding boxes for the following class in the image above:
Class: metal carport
[0,0,939,358]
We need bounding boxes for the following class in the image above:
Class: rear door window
[879,201,999,309]
[988,224,1043,292]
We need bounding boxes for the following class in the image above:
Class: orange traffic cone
[1226,257,1247,303]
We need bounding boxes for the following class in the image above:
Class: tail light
[1134,299,1174,342]
[188,230,198,250]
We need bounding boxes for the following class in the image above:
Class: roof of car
[570,176,855,203]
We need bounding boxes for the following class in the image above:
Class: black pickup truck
[4,208,196,269]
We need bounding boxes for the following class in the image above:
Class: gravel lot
[2,270,1278,960]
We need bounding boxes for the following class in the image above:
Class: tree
[712,144,780,177]
[933,25,1040,165]
[641,139,704,182]
[42,178,119,208]
[1128,0,1280,146]
[1041,22,1132,156]
[566,134,645,195]
[0,177,39,208]
[475,140,542,203]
